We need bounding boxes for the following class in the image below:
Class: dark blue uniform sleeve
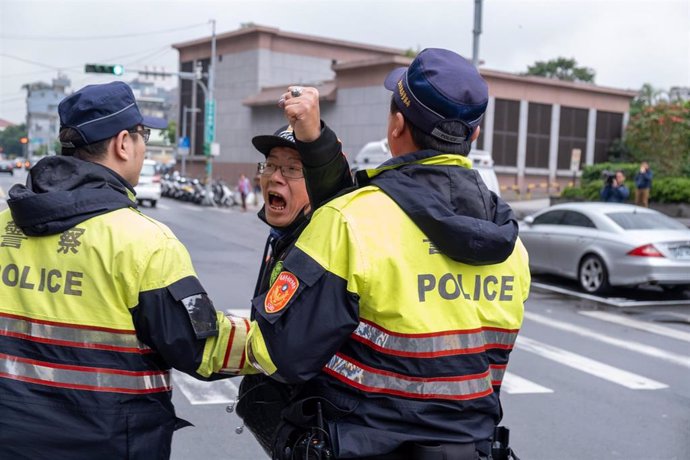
[131,275,226,381]
[296,122,354,210]
[250,248,360,383]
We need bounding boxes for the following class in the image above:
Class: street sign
[178,136,190,156]
[204,99,215,144]
[570,148,582,172]
[210,142,220,157]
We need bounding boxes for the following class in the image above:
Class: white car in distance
[135,159,162,207]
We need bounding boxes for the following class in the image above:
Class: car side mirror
[523,215,535,226]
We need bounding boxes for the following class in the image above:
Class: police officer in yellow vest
[0,81,250,459]
[244,49,530,459]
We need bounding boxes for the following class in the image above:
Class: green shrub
[650,177,690,203]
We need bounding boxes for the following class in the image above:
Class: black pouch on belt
[410,442,479,460]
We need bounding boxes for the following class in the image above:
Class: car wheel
[578,254,609,294]
[150,200,157,208]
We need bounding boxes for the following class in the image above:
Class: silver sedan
[519,202,690,294]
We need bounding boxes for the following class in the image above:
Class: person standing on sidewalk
[237,173,251,211]
[634,161,653,207]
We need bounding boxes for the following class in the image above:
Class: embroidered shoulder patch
[265,271,299,314]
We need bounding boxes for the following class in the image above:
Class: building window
[594,111,623,163]
[492,98,520,167]
[558,107,588,169]
[526,102,552,168]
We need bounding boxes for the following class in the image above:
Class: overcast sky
[1,0,688,124]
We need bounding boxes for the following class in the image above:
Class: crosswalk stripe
[173,370,238,405]
[517,336,668,390]
[525,312,690,369]
[502,372,553,394]
[579,310,690,343]
[156,203,171,210]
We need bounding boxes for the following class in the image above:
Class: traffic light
[84,64,125,76]
[19,137,28,144]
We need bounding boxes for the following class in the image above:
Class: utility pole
[190,60,199,158]
[201,19,217,206]
[472,0,483,67]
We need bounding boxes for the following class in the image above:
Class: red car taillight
[152,175,161,183]
[627,244,664,257]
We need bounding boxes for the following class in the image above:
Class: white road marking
[156,203,171,210]
[525,312,690,369]
[531,282,690,307]
[173,370,239,405]
[579,310,690,344]
[516,336,668,390]
[0,186,5,198]
[502,372,554,394]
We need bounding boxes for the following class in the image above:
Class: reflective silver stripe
[490,365,506,384]
[324,354,493,401]
[0,313,151,353]
[77,102,135,127]
[352,320,518,357]
[0,353,170,394]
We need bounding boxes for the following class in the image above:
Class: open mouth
[268,191,287,211]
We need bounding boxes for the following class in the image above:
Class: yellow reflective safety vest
[246,151,530,458]
[0,156,250,460]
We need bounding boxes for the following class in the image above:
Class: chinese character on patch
[0,221,28,249]
[57,228,86,254]
[423,238,440,255]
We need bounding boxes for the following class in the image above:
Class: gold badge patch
[265,271,299,314]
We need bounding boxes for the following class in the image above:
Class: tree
[630,83,667,116]
[159,121,177,145]
[0,123,28,157]
[624,101,690,176]
[525,57,595,83]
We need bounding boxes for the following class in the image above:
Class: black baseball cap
[384,48,488,143]
[252,125,297,156]
[58,81,167,148]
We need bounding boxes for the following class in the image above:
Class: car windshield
[141,163,156,176]
[606,211,687,230]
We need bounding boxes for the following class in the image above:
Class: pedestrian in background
[600,170,630,203]
[243,49,528,459]
[237,172,251,211]
[1,81,251,460]
[634,161,653,207]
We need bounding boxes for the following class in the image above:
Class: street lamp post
[200,19,217,206]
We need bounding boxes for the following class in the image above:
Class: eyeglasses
[128,128,151,144]
[257,161,304,179]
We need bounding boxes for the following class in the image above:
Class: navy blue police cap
[384,48,488,144]
[58,81,167,148]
